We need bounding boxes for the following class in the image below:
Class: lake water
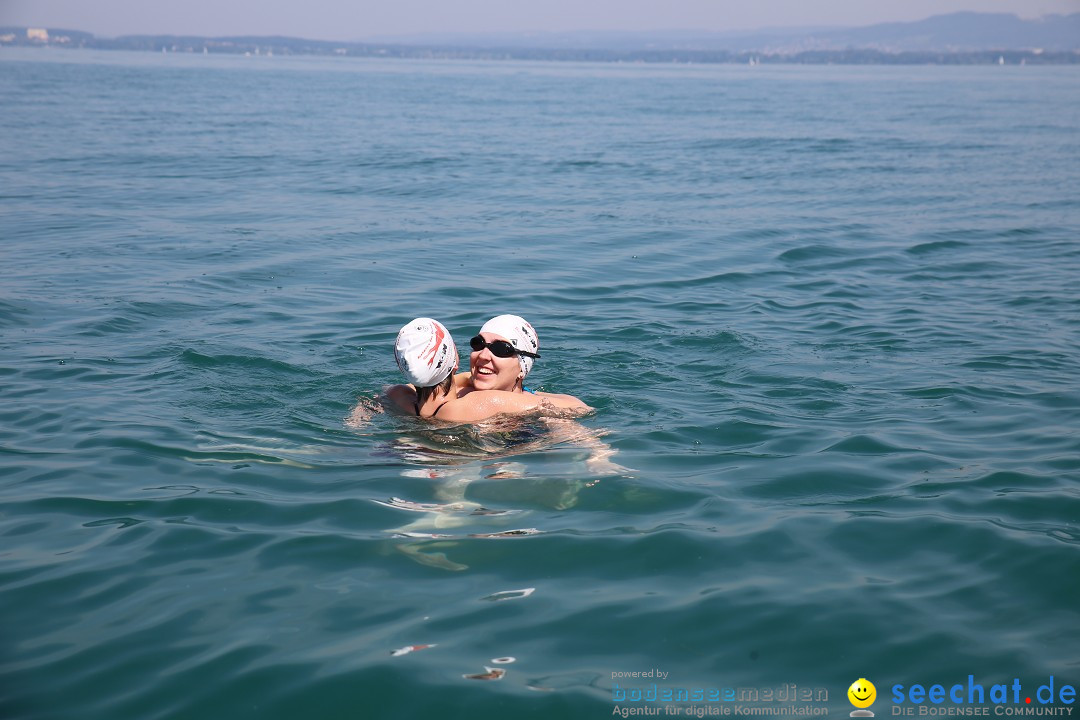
[1,47,1078,719]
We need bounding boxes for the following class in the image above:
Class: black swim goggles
[469,335,540,359]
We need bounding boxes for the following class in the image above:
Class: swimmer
[386,317,460,419]
[454,314,590,411]
[385,317,578,423]
[454,315,625,474]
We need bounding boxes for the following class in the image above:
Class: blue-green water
[2,48,1079,719]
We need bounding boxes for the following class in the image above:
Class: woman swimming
[456,314,589,411]
[386,317,586,423]
[386,318,460,419]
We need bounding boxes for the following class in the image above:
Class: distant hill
[801,12,1080,52]
[365,12,1080,53]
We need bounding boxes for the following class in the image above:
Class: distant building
[27,28,49,42]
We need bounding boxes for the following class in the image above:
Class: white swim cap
[395,318,458,387]
[479,314,540,378]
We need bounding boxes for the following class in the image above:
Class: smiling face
[848,679,876,709]
[470,332,523,392]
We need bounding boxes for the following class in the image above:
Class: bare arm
[435,390,545,423]
[454,369,590,411]
[347,385,411,428]
[345,394,381,428]
[541,417,632,477]
[532,390,592,411]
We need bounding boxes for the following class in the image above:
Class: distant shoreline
[3,24,1079,65]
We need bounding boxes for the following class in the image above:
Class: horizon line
[4,10,1072,44]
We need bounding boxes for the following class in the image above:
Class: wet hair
[415,371,454,408]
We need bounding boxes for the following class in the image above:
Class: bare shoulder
[451,371,473,394]
[385,384,417,414]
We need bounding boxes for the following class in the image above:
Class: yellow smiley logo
[848,678,877,709]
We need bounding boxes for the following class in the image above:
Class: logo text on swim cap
[420,323,446,367]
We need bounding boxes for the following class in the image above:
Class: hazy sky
[3,0,1078,40]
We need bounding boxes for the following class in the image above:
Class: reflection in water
[389,643,437,657]
[481,588,535,602]
[463,667,507,681]
[359,411,632,570]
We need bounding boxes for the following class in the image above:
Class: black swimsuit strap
[415,399,450,418]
